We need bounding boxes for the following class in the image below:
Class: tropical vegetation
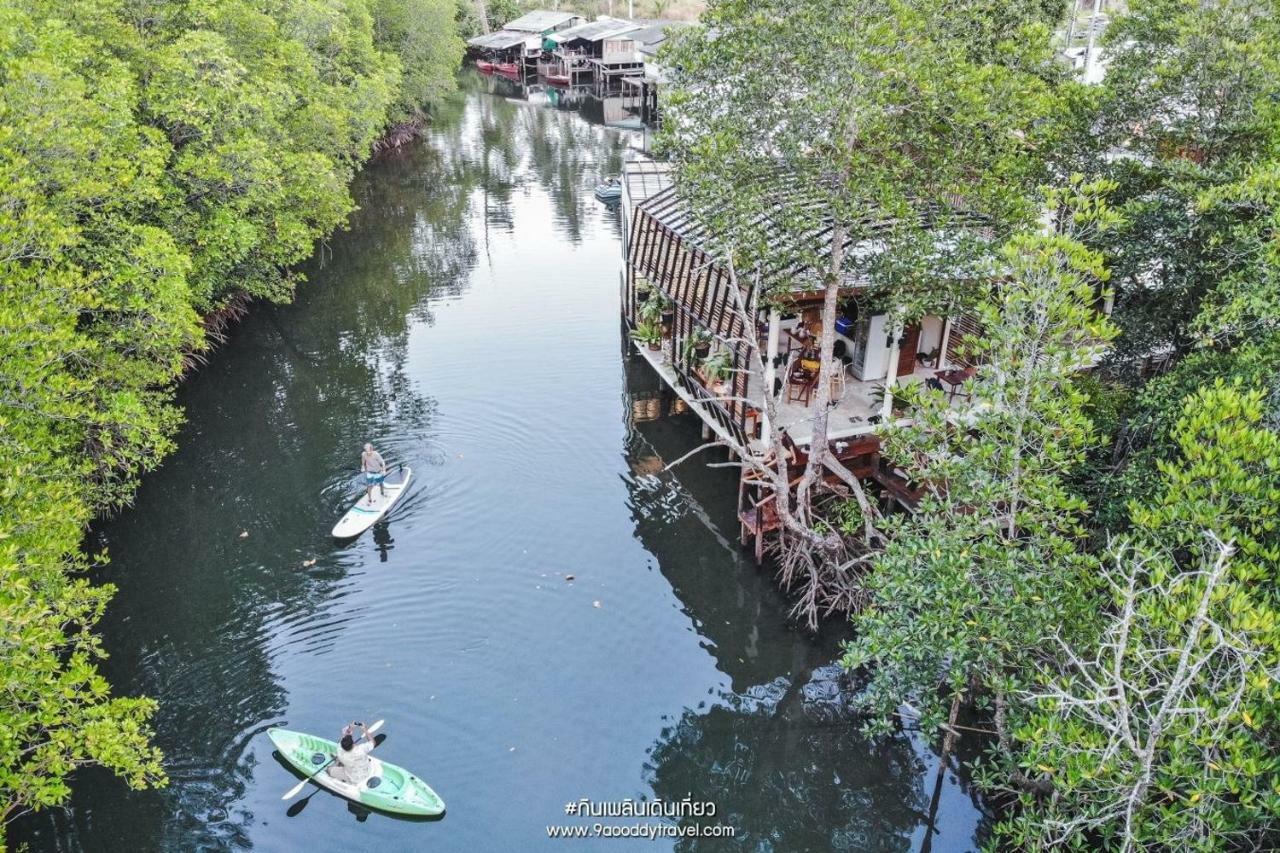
[662,0,1280,848]
[0,0,460,842]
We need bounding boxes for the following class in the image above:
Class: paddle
[281,719,384,800]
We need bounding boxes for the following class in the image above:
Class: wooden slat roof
[635,182,992,293]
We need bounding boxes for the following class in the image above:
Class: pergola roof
[636,182,992,293]
[622,159,675,208]
[467,29,531,50]
[502,10,581,32]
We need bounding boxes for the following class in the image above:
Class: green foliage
[701,349,733,383]
[632,321,663,346]
[372,0,465,124]
[1090,332,1280,526]
[0,0,460,834]
[993,386,1280,850]
[1087,0,1280,360]
[843,190,1118,737]
[658,0,1074,312]
[0,470,166,837]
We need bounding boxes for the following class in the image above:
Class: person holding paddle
[360,443,387,506]
[328,721,376,786]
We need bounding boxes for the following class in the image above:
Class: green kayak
[268,727,445,817]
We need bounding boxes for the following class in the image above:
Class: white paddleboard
[332,467,412,539]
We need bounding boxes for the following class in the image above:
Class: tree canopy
[0,0,460,839]
[663,0,1280,848]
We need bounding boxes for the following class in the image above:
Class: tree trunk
[474,0,490,34]
[795,221,846,520]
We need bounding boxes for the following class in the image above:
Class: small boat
[594,177,622,202]
[332,466,412,539]
[543,71,570,86]
[475,59,495,74]
[269,728,445,817]
[495,61,521,79]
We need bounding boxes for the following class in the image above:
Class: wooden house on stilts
[620,160,995,561]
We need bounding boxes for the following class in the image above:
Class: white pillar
[937,317,953,369]
[881,317,903,421]
[760,309,781,443]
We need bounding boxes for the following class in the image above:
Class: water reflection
[13,76,985,853]
[619,351,985,851]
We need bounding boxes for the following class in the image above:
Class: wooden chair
[787,363,819,405]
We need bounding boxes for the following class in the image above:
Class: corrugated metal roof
[624,21,689,49]
[548,18,640,44]
[467,29,532,50]
[502,10,581,32]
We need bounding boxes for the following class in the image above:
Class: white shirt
[361,449,386,474]
[335,738,374,781]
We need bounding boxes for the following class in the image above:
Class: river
[13,76,984,852]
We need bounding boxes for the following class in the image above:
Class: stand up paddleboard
[332,466,412,539]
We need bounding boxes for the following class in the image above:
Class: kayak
[332,466,412,539]
[268,727,445,817]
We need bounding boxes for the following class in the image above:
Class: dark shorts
[365,472,385,485]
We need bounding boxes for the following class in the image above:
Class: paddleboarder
[360,442,387,505]
[328,721,376,786]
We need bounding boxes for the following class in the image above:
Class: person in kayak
[360,443,387,505]
[328,721,376,786]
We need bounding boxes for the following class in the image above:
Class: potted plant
[682,327,713,362]
[637,295,663,327]
[635,278,653,303]
[870,382,909,417]
[659,297,675,331]
[632,321,662,352]
[701,349,733,391]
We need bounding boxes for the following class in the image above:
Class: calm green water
[13,78,983,852]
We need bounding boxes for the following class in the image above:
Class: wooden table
[935,367,974,401]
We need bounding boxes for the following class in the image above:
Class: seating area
[629,307,979,451]
[745,358,951,447]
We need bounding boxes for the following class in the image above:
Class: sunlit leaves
[0,0,461,837]
[993,387,1280,850]
[843,198,1117,738]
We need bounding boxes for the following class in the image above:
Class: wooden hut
[467,10,584,74]
[542,18,642,87]
[618,22,688,124]
[467,29,533,77]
